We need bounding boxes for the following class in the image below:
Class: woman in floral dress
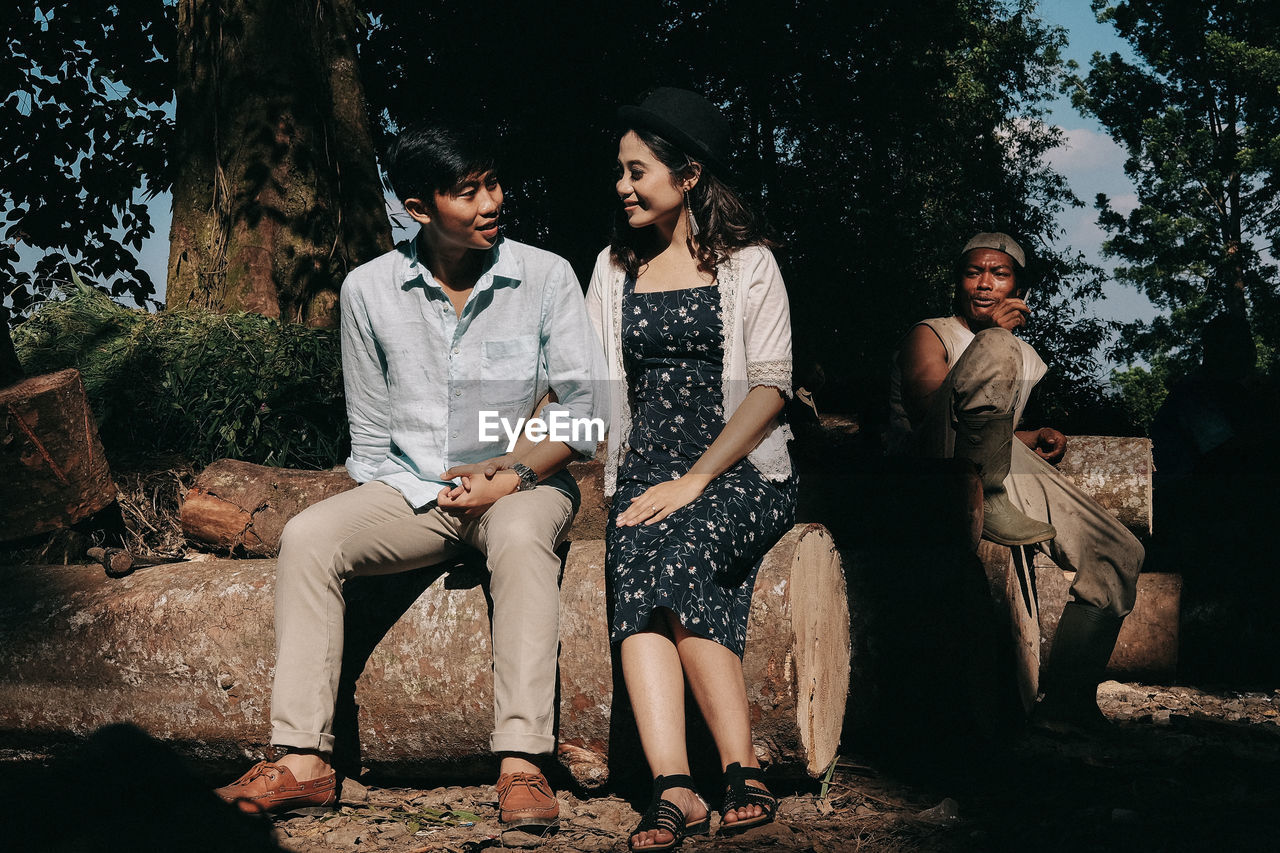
[585,88,797,852]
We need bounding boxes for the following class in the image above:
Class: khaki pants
[270,479,575,756]
[916,328,1144,618]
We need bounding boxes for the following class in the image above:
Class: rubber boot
[954,411,1056,546]
[1033,602,1124,731]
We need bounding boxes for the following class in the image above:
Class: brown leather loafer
[215,761,337,814]
[496,771,560,828]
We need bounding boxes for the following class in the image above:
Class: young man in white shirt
[215,121,603,835]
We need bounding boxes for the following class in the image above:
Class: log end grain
[744,525,850,778]
[787,525,851,777]
[0,368,115,541]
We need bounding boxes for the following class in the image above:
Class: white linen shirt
[340,237,604,508]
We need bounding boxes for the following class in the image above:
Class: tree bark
[1053,436,1154,535]
[0,525,849,786]
[0,369,116,541]
[167,0,391,326]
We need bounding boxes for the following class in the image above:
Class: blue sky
[127,1,1154,349]
[1036,0,1154,334]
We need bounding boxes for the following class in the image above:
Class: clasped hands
[436,454,520,520]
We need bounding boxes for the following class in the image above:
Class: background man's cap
[961,232,1026,268]
[618,87,732,177]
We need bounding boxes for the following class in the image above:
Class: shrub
[14,283,348,469]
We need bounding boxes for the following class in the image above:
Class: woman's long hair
[610,128,774,278]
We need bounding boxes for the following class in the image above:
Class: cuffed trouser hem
[270,728,335,755]
[491,732,557,755]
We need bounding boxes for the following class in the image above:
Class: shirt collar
[402,236,522,294]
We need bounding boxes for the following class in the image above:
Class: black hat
[618,87,732,177]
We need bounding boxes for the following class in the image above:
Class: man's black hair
[385,120,498,204]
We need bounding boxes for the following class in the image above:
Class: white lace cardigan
[584,243,795,497]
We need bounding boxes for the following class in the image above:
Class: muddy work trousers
[914,327,1143,618]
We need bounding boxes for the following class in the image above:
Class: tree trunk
[0,369,116,541]
[0,526,849,786]
[167,0,391,326]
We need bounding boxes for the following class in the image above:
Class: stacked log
[830,436,1163,738]
[1054,436,1154,535]
[0,524,848,786]
[0,369,116,541]
[180,458,608,553]
[179,459,357,555]
[1033,552,1181,680]
[178,436,1150,555]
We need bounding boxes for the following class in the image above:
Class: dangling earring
[685,191,700,238]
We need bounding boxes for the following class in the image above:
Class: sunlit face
[407,170,503,252]
[615,131,687,231]
[956,248,1020,328]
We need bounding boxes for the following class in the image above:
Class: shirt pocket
[481,336,540,408]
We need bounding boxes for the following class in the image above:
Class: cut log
[0,524,848,786]
[838,436,1160,741]
[179,459,358,554]
[1032,553,1181,680]
[1055,436,1154,535]
[181,457,609,554]
[0,369,116,542]
[978,546,1183,712]
[180,434,1150,555]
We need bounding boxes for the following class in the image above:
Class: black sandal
[629,774,711,853]
[719,762,777,835]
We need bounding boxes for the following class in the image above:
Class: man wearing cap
[888,232,1144,727]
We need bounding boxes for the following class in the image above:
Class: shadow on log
[792,426,1162,762]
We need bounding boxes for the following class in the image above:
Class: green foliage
[6,1,1115,430]
[2,2,174,314]
[362,0,1111,418]
[13,282,347,469]
[1109,359,1173,434]
[1074,0,1280,373]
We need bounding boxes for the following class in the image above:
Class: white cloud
[1046,126,1125,172]
[1108,192,1139,216]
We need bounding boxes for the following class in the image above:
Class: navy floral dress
[607,276,798,657]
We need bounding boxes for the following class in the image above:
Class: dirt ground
[219,681,1279,853]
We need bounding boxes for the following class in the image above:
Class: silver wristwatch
[511,462,538,492]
